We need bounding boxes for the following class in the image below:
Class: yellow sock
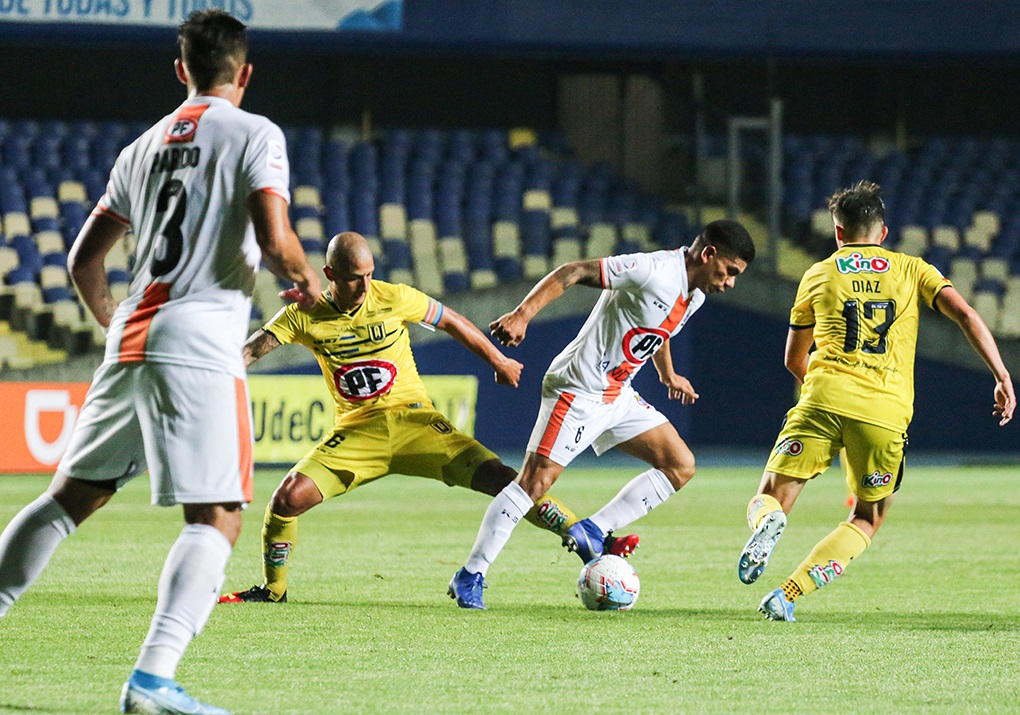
[746,494,784,530]
[787,521,871,599]
[262,505,298,600]
[524,493,578,536]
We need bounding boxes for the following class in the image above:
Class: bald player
[220,232,599,603]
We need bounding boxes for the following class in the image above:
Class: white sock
[0,494,76,617]
[464,481,534,577]
[134,524,232,679]
[588,468,676,534]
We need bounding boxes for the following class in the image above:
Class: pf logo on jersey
[622,327,669,364]
[165,118,198,144]
[333,359,398,401]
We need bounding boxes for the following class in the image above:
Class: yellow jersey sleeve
[917,260,952,309]
[388,282,444,327]
[789,264,823,328]
[263,304,310,348]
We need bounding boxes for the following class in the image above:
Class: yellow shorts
[765,404,906,502]
[294,405,498,500]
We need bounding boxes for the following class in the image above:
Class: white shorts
[526,386,669,467]
[58,361,254,507]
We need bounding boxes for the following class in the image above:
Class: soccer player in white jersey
[0,11,320,715]
[449,219,756,608]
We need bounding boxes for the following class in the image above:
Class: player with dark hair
[0,10,320,714]
[218,231,601,604]
[449,219,756,609]
[738,180,1015,621]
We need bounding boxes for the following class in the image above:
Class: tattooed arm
[243,329,282,368]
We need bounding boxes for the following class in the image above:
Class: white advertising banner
[0,0,401,31]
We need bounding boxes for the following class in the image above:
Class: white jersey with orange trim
[94,95,290,378]
[543,249,705,402]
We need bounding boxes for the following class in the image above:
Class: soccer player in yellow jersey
[738,181,1015,621]
[219,232,606,603]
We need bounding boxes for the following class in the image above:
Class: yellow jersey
[264,280,444,422]
[791,243,952,433]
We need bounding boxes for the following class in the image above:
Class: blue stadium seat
[443,272,470,293]
[108,268,132,284]
[521,210,551,257]
[41,251,67,269]
[382,239,412,271]
[60,202,88,248]
[350,190,379,236]
[42,285,74,303]
[493,256,522,282]
[4,264,35,285]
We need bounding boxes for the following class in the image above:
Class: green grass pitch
[1,463,1017,714]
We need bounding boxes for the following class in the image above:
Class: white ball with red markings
[577,555,640,611]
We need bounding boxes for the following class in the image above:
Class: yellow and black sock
[786,521,871,600]
[261,505,298,601]
[524,493,578,536]
[746,493,784,530]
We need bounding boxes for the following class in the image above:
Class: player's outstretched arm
[489,259,603,347]
[935,287,1015,426]
[437,306,523,387]
[248,190,322,308]
[242,329,282,368]
[68,212,128,330]
[651,339,699,404]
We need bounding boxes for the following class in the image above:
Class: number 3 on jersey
[151,179,187,277]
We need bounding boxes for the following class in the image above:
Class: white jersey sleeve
[601,253,656,292]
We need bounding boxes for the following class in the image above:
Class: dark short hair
[177,10,248,91]
[699,219,756,263]
[827,180,885,238]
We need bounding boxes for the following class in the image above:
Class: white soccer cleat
[738,510,787,584]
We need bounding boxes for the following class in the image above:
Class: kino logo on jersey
[333,359,398,401]
[861,470,893,488]
[836,252,890,275]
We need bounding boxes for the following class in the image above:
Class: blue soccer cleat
[562,518,640,564]
[120,670,230,714]
[738,510,787,584]
[448,567,487,609]
[758,588,797,622]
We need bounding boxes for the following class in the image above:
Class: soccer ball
[577,555,640,611]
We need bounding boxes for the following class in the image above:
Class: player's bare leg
[219,471,322,604]
[470,458,578,535]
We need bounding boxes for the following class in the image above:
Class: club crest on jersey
[621,327,669,364]
[333,359,397,401]
[430,420,453,434]
[368,322,386,343]
[774,438,803,456]
[836,252,890,275]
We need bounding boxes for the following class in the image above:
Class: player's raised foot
[217,584,286,604]
[758,588,796,622]
[604,532,640,558]
[738,510,787,584]
[120,670,230,715]
[562,518,637,563]
[448,567,487,609]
